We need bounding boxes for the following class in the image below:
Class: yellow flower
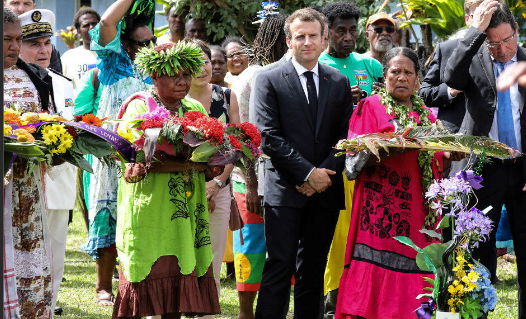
[186,191,192,198]
[38,113,55,122]
[117,124,134,143]
[21,113,40,124]
[4,126,12,136]
[13,129,35,143]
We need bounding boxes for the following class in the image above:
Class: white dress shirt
[291,57,320,102]
[489,54,522,152]
[290,58,320,181]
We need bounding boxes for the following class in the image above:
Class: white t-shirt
[60,46,97,91]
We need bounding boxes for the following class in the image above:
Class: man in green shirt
[319,1,384,105]
[318,2,384,318]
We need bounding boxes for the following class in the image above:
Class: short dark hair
[73,7,100,31]
[382,47,420,75]
[185,37,211,60]
[221,35,244,50]
[309,5,323,13]
[164,3,189,18]
[4,7,19,24]
[284,8,325,39]
[488,3,516,29]
[252,13,289,65]
[122,20,151,43]
[321,1,360,29]
[210,45,227,61]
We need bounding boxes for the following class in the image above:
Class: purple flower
[454,208,493,248]
[425,181,441,199]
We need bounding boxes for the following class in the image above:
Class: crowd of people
[3,0,526,318]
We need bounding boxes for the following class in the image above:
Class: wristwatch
[212,177,224,188]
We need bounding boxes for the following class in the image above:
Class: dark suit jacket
[16,58,56,112]
[419,39,466,132]
[255,60,353,209]
[444,26,526,178]
[249,54,289,124]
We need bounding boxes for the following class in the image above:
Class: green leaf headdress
[121,0,156,38]
[135,41,206,77]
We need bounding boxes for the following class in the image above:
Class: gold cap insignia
[31,11,42,22]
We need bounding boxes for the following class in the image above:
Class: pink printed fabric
[3,179,20,319]
[336,95,444,319]
[115,91,176,156]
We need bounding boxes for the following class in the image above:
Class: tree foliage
[155,0,330,44]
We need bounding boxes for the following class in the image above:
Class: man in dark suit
[419,0,484,133]
[254,8,353,319]
[444,2,526,317]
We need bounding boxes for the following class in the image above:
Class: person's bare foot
[96,290,115,306]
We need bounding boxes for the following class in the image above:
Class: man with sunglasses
[444,2,526,318]
[363,12,397,63]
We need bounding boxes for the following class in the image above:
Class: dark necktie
[304,71,318,121]
[496,61,517,150]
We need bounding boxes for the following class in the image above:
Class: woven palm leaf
[335,125,515,160]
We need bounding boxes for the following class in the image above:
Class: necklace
[378,88,437,227]
[150,88,187,115]
[378,88,431,127]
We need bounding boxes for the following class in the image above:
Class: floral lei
[149,88,187,115]
[378,88,438,226]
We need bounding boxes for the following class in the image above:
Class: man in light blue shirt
[444,2,526,317]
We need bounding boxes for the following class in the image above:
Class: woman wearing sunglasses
[79,0,156,307]
[363,12,398,63]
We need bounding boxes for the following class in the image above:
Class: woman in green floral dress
[112,42,221,319]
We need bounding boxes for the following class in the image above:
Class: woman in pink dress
[336,47,448,319]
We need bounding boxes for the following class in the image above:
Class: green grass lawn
[58,210,516,318]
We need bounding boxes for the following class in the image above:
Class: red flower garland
[228,134,242,150]
[237,122,261,147]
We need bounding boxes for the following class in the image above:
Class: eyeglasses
[131,36,157,47]
[227,51,247,59]
[485,31,515,49]
[372,26,395,34]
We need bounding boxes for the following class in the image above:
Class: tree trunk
[420,24,434,57]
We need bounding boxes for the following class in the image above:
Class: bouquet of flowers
[118,106,261,169]
[4,108,134,176]
[393,170,497,319]
[56,25,79,49]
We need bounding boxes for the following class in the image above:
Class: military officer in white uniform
[19,9,77,315]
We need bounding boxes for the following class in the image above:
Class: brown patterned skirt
[112,255,220,318]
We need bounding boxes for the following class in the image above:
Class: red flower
[194,117,224,145]
[228,134,242,150]
[185,111,206,121]
[74,114,83,122]
[140,118,164,130]
[66,126,77,138]
[237,122,261,147]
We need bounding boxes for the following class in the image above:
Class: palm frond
[336,125,515,160]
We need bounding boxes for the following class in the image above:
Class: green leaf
[423,276,435,285]
[241,145,253,159]
[415,242,448,272]
[420,229,443,241]
[416,293,433,299]
[75,133,114,158]
[393,236,424,253]
[190,141,221,162]
[437,215,451,229]
[4,142,45,157]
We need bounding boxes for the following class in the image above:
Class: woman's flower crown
[135,41,205,78]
